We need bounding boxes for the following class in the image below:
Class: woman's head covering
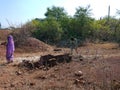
[7,35,15,52]
[7,35,14,42]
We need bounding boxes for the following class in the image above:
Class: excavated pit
[18,53,72,70]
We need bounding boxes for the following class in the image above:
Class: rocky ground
[0,40,120,90]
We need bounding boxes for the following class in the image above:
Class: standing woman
[6,35,15,63]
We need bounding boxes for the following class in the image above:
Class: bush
[12,25,33,47]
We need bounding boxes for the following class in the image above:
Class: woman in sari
[6,35,15,63]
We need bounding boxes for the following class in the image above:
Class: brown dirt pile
[16,37,53,52]
[0,30,11,41]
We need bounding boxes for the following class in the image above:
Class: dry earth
[0,42,120,90]
[0,30,120,90]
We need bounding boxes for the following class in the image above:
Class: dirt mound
[18,53,72,70]
[16,37,53,52]
[0,30,12,41]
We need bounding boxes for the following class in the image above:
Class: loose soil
[0,42,120,90]
[0,30,120,90]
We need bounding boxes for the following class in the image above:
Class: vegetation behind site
[0,5,120,47]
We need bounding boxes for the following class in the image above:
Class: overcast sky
[0,0,120,28]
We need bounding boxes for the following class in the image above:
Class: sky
[0,0,120,28]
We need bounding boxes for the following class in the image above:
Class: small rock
[15,71,22,75]
[74,71,83,77]
[50,73,57,78]
[53,48,62,51]
[74,79,85,85]
[30,82,35,86]
[79,80,85,85]
[10,83,15,87]
[12,64,18,67]
[79,55,84,61]
[37,75,47,80]
[43,67,49,71]
[78,76,84,80]
[54,68,59,71]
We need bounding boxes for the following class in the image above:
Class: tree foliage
[31,17,62,43]
[45,6,67,21]
[21,6,120,46]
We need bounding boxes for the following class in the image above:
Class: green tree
[32,17,63,44]
[45,6,67,21]
[45,6,72,41]
[73,5,94,40]
[115,10,120,44]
